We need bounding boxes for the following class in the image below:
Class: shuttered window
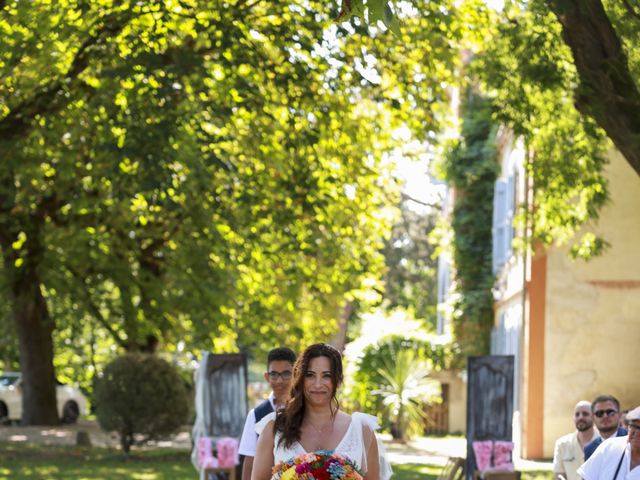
[492,174,516,274]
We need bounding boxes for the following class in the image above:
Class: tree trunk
[10,265,59,425]
[547,0,640,176]
[331,300,353,352]
[0,170,59,426]
[121,429,134,456]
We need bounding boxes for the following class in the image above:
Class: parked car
[0,372,87,424]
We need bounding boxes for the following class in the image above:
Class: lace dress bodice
[275,412,369,467]
[256,411,392,479]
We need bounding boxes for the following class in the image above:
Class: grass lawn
[0,442,445,480]
[520,471,554,480]
[0,441,554,480]
[392,463,443,480]
[0,442,195,479]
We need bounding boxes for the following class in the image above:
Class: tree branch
[547,0,640,176]
[64,263,128,348]
[0,10,133,141]
[235,0,264,11]
[620,0,640,21]
[401,192,439,208]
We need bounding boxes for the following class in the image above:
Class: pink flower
[295,463,311,474]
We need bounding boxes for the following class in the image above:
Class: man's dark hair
[592,394,621,411]
[267,347,296,366]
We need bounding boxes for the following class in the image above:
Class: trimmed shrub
[94,353,190,454]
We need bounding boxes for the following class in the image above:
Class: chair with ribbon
[472,440,519,480]
[216,437,239,469]
[196,437,220,480]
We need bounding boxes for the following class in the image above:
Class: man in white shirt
[578,406,640,480]
[238,347,296,480]
[553,400,599,480]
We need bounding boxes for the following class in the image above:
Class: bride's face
[303,355,336,405]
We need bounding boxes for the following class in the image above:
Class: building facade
[491,130,640,458]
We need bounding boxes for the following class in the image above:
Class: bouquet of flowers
[271,451,363,480]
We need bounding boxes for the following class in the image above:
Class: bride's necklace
[306,419,334,436]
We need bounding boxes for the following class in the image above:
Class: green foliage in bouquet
[94,353,190,455]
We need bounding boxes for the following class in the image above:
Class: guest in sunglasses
[584,395,628,461]
[577,406,640,480]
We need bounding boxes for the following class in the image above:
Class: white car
[0,372,87,424]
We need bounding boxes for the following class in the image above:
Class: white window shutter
[492,180,508,273]
[505,174,515,259]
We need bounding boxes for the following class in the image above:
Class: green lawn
[0,443,195,479]
[392,463,442,480]
[0,442,445,480]
[0,441,554,480]
[520,471,554,480]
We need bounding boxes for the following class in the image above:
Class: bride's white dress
[256,411,392,480]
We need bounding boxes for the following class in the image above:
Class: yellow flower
[281,466,297,480]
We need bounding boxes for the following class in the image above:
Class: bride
[251,343,391,480]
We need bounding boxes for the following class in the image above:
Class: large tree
[0,0,470,423]
[342,0,640,177]
[337,0,639,355]
[545,0,640,177]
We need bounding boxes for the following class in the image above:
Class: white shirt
[553,431,594,480]
[578,436,640,480]
[238,394,275,457]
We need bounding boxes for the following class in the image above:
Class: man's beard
[577,422,593,432]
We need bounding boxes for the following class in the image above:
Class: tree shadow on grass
[0,442,194,479]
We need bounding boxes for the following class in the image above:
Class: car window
[0,374,20,386]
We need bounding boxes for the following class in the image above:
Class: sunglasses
[594,409,618,418]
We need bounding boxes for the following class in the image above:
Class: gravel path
[0,419,192,449]
[0,420,461,464]
[0,421,552,470]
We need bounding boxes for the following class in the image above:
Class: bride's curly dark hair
[274,343,343,448]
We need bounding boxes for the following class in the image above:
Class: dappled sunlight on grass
[0,439,554,480]
[521,471,554,480]
[392,462,442,480]
[0,442,195,479]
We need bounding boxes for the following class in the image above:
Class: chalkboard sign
[466,355,514,480]
[205,353,248,438]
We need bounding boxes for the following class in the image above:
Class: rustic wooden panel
[466,355,514,480]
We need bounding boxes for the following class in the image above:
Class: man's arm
[238,409,258,480]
